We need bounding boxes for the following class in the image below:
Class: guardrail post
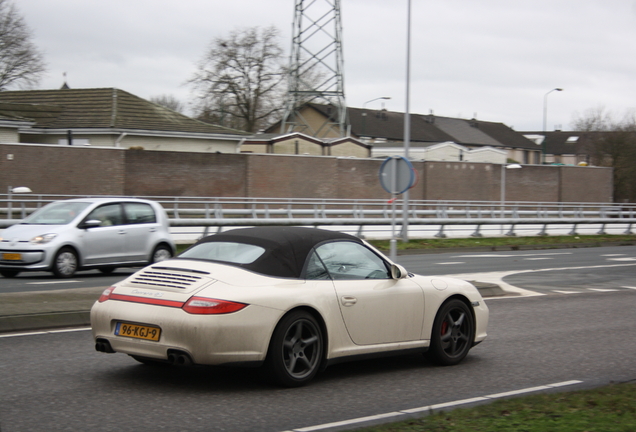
[434,225,447,238]
[569,223,578,236]
[505,224,517,237]
[537,224,549,236]
[597,223,606,235]
[625,223,633,235]
[173,197,179,219]
[470,224,483,237]
[356,225,365,238]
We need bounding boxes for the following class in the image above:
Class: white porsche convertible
[91,227,488,387]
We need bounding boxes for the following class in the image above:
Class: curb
[394,241,636,255]
[0,311,90,333]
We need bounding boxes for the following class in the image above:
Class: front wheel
[263,311,324,387]
[426,299,475,366]
[52,247,78,278]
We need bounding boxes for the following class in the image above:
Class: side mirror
[391,264,408,279]
[80,219,102,229]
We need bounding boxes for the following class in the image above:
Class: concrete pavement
[0,286,105,333]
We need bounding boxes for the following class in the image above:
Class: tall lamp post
[500,163,522,222]
[7,186,33,220]
[402,0,412,242]
[542,88,563,164]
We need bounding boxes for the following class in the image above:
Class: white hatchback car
[0,198,175,278]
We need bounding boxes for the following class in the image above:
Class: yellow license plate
[115,322,161,342]
[2,253,21,261]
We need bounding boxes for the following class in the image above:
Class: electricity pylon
[280,0,348,138]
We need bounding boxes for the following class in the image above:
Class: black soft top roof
[194,226,363,278]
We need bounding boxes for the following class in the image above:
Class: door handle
[341,296,357,307]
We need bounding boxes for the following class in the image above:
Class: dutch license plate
[2,253,21,261]
[115,322,161,342]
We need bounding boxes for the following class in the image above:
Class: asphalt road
[1,245,635,431]
[2,245,635,294]
[1,291,634,432]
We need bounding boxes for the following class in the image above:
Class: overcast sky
[15,0,636,131]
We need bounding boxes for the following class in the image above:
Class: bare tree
[0,0,46,90]
[149,94,185,113]
[573,107,636,202]
[188,26,286,132]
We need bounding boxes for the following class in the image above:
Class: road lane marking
[437,262,636,297]
[287,380,584,432]
[552,290,580,294]
[0,327,91,339]
[602,254,625,256]
[27,280,82,285]
[587,288,619,292]
[607,257,636,261]
[452,252,572,258]
[436,262,465,265]
[622,286,636,290]
[523,257,553,260]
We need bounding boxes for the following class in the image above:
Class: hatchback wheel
[151,245,172,263]
[52,247,78,278]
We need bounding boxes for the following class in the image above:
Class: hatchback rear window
[179,242,265,264]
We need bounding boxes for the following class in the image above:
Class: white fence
[1,194,635,241]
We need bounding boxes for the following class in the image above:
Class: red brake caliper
[441,320,448,336]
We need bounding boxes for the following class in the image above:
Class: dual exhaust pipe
[167,350,193,366]
[94,339,193,366]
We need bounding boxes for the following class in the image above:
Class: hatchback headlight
[30,233,57,244]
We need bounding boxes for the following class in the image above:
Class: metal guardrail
[1,194,635,238]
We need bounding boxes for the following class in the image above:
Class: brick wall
[124,150,248,197]
[0,143,614,203]
[0,143,125,195]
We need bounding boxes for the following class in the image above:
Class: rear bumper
[90,299,282,365]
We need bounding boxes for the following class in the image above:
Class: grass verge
[354,381,636,432]
[368,234,636,252]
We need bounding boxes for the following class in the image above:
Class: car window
[179,242,266,264]
[86,204,123,227]
[22,201,91,225]
[304,250,331,280]
[124,203,157,224]
[312,241,391,280]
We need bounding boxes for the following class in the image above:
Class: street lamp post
[542,88,563,164]
[500,163,522,220]
[402,0,412,242]
[7,186,33,220]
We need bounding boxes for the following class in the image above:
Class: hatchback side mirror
[391,264,408,279]
[80,219,102,229]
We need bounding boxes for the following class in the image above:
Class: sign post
[379,156,415,260]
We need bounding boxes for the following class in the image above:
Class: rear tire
[0,270,20,278]
[263,311,323,387]
[150,244,172,264]
[52,247,78,278]
[426,299,474,366]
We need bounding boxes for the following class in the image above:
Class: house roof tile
[0,88,249,136]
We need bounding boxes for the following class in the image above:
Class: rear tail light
[98,286,116,302]
[182,297,247,314]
